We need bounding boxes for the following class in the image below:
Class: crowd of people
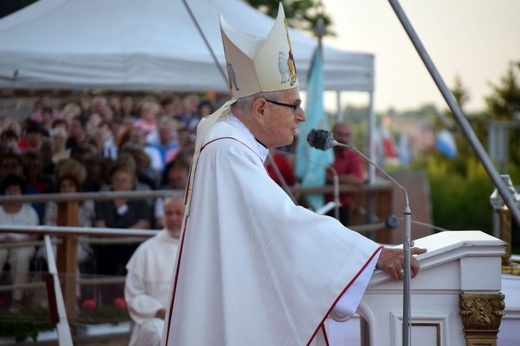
[0,92,216,312]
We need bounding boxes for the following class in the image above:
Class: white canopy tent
[0,0,374,92]
[0,0,378,182]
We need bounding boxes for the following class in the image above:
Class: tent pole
[181,0,228,85]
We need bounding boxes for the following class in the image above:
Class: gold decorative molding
[459,293,505,346]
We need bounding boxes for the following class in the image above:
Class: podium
[336,231,507,346]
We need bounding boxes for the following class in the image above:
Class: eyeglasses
[265,99,302,113]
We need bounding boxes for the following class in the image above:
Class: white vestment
[125,230,179,346]
[163,114,382,346]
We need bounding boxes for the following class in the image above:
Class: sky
[321,0,520,113]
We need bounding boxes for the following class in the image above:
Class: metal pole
[386,0,520,235]
[181,0,228,84]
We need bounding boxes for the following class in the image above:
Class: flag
[435,129,458,158]
[295,46,334,210]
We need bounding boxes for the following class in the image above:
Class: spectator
[96,121,118,160]
[109,96,123,118]
[0,129,20,153]
[54,158,87,189]
[78,97,91,117]
[160,95,182,119]
[91,95,108,115]
[93,162,152,278]
[22,151,50,195]
[194,99,215,120]
[30,96,60,123]
[69,144,98,167]
[135,101,160,144]
[43,173,94,263]
[60,103,82,125]
[119,142,158,190]
[325,122,366,226]
[128,126,163,178]
[0,152,44,223]
[154,150,192,229]
[1,116,22,139]
[0,175,39,312]
[49,126,69,164]
[66,115,98,151]
[86,113,102,138]
[18,120,46,154]
[83,155,110,192]
[121,95,137,118]
[149,117,180,167]
[39,137,55,179]
[177,93,200,131]
[125,193,185,346]
[41,107,54,132]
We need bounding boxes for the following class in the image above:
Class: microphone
[306,128,335,151]
[307,128,414,340]
[307,128,410,210]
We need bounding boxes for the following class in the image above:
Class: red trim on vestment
[163,215,189,344]
[306,245,384,346]
[163,136,263,343]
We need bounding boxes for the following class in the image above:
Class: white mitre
[185,3,300,215]
[220,2,299,98]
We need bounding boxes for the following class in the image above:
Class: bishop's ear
[251,98,270,122]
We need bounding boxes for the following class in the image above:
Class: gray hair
[234,91,280,111]
[163,191,185,204]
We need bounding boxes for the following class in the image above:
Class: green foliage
[245,0,335,36]
[426,154,494,233]
[485,61,520,120]
[0,307,55,342]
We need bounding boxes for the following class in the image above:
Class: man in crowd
[162,4,426,345]
[325,122,366,226]
[125,194,184,346]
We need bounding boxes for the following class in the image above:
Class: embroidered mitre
[220,3,299,98]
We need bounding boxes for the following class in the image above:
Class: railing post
[56,200,79,322]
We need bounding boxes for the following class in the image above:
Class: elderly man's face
[163,197,185,237]
[263,88,306,148]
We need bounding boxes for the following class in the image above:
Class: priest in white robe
[163,4,426,345]
[125,194,184,346]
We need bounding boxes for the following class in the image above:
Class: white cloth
[0,204,39,241]
[126,230,179,346]
[0,204,39,301]
[163,114,382,345]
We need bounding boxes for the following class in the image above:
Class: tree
[485,61,520,121]
[245,0,335,37]
[484,61,520,171]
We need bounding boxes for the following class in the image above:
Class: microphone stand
[331,166,340,221]
[266,151,298,204]
[334,141,412,346]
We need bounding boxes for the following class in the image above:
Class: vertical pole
[56,201,79,322]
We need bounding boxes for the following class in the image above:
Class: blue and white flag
[295,46,334,210]
[436,129,458,158]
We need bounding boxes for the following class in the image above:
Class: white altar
[328,231,514,346]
